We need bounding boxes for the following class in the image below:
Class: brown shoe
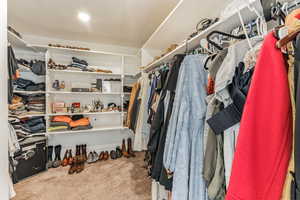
[121,139,130,158]
[103,151,109,160]
[76,145,84,173]
[83,144,87,162]
[62,150,69,167]
[99,151,105,161]
[127,138,135,157]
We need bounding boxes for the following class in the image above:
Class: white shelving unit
[8,29,140,151]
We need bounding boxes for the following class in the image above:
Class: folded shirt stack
[25,94,45,114]
[68,57,89,71]
[9,95,46,117]
[14,78,45,91]
[10,116,46,136]
[48,115,93,132]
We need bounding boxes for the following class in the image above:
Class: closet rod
[143,1,263,73]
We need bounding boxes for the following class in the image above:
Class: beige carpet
[12,152,151,200]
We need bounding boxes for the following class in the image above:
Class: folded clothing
[71,124,93,131]
[14,78,45,91]
[123,86,132,93]
[48,126,69,132]
[52,115,72,123]
[69,117,90,128]
[12,117,46,135]
[72,57,88,66]
[50,121,70,127]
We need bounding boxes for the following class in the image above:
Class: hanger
[206,30,246,50]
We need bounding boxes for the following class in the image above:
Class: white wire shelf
[48,69,122,76]
[13,90,46,94]
[47,91,121,95]
[47,126,127,135]
[47,111,124,116]
[143,1,261,72]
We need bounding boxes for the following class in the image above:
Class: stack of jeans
[14,78,45,91]
[68,57,88,71]
[12,117,46,136]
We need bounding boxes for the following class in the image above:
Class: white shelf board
[13,90,46,94]
[47,91,121,95]
[48,69,122,76]
[48,126,126,135]
[143,1,262,72]
[10,113,46,118]
[7,30,39,52]
[31,44,136,57]
[47,112,124,116]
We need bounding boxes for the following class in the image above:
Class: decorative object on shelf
[48,43,90,51]
[52,80,60,90]
[91,79,102,92]
[92,99,104,112]
[52,102,67,113]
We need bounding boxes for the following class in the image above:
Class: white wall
[0,0,9,199]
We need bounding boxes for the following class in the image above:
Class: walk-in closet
[1,0,299,199]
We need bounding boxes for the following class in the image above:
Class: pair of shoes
[52,145,62,168]
[62,149,74,167]
[98,151,109,161]
[68,145,86,174]
[87,151,99,164]
[121,138,135,158]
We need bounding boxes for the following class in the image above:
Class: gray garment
[152,181,168,200]
[203,97,226,200]
[214,37,262,188]
[207,49,228,80]
[163,54,208,200]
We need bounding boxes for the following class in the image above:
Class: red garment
[226,33,292,200]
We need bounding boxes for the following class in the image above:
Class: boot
[46,146,53,168]
[68,146,78,174]
[67,149,73,165]
[53,145,62,168]
[62,150,69,167]
[83,144,87,162]
[121,139,130,158]
[127,138,135,157]
[76,145,84,173]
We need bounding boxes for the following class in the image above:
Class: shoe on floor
[87,152,94,164]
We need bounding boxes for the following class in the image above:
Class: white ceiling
[8,0,180,48]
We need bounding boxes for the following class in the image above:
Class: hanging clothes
[126,82,140,129]
[134,73,151,151]
[149,54,185,190]
[163,54,208,200]
[8,46,19,104]
[226,32,292,200]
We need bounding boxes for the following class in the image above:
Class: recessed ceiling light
[78,12,90,23]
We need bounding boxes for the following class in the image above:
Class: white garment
[152,181,168,200]
[8,123,20,157]
[134,73,151,151]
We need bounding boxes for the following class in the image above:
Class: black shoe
[47,146,53,168]
[116,146,122,158]
[110,150,117,160]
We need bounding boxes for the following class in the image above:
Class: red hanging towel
[225,32,292,200]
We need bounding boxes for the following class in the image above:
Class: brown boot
[121,139,130,158]
[76,145,84,173]
[127,138,135,157]
[62,150,69,167]
[68,146,78,174]
[83,144,87,162]
[67,149,73,165]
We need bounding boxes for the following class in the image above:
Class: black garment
[293,34,300,200]
[14,78,45,91]
[147,54,185,190]
[129,86,141,131]
[8,46,19,103]
[207,62,254,134]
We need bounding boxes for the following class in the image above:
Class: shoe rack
[8,29,140,152]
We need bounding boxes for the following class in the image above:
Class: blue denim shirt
[163,54,208,200]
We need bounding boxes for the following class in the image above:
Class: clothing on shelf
[14,78,45,91]
[48,115,92,132]
[126,82,141,129]
[8,46,19,103]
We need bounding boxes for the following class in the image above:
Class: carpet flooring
[12,152,151,200]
